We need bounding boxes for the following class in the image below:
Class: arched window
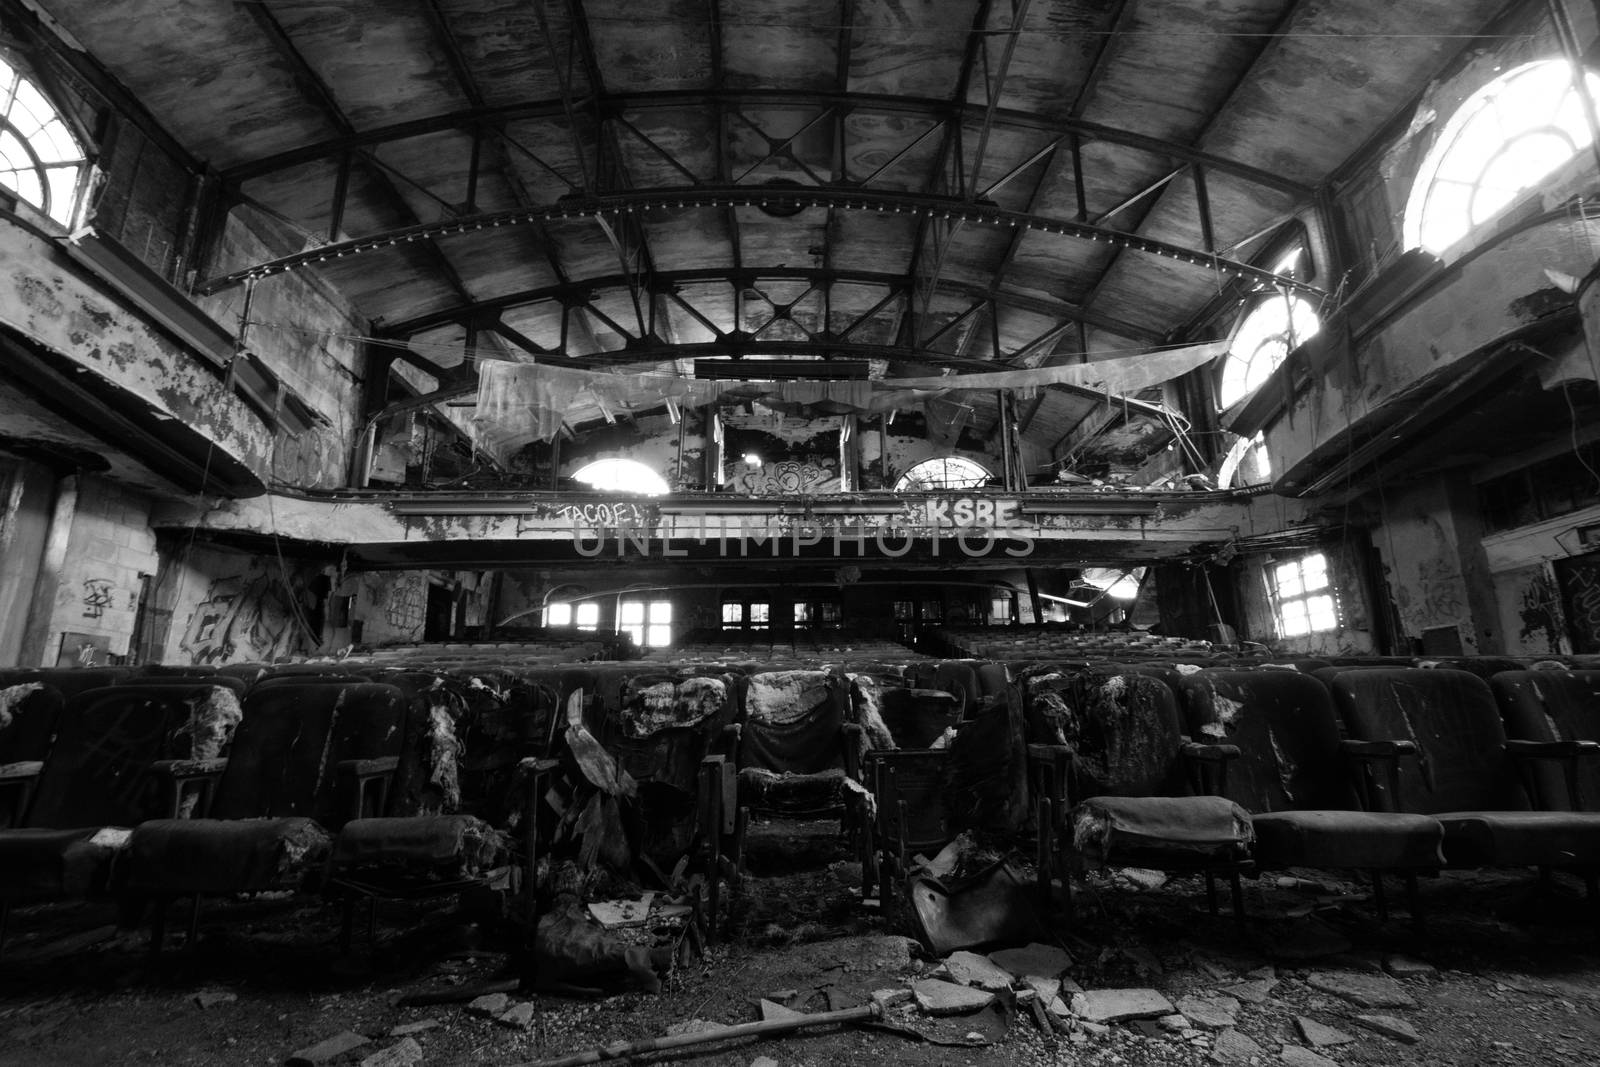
[0,56,87,227]
[1216,294,1321,409]
[570,458,670,495]
[1405,60,1600,256]
[894,456,991,491]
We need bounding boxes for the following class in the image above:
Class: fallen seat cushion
[0,826,129,900]
[1070,795,1253,866]
[1436,810,1600,868]
[737,766,848,815]
[329,815,504,880]
[126,817,331,894]
[1250,809,1444,869]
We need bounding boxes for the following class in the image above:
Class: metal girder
[218,89,1315,199]
[235,0,494,342]
[197,184,1325,305]
[381,265,1155,344]
[1076,0,1312,322]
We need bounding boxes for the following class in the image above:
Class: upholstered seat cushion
[737,766,862,816]
[1437,810,1600,868]
[0,826,129,900]
[329,814,503,879]
[1070,795,1253,866]
[1250,809,1444,869]
[126,817,330,894]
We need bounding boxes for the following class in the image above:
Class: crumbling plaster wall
[197,212,368,490]
[35,476,159,664]
[152,542,432,664]
[1234,547,1376,657]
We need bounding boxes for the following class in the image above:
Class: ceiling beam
[382,266,1157,342]
[1076,0,1310,326]
[237,1,492,336]
[198,184,1325,305]
[220,89,1314,200]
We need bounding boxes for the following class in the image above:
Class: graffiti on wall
[384,577,427,633]
[179,573,315,664]
[1518,569,1563,651]
[550,501,657,528]
[272,425,345,489]
[81,578,115,619]
[732,460,837,495]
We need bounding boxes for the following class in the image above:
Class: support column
[17,473,78,667]
[0,461,55,666]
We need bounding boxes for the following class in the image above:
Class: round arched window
[894,456,992,491]
[571,458,670,495]
[1216,294,1321,409]
[0,56,87,227]
[1404,60,1600,255]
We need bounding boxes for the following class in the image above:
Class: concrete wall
[1234,545,1377,657]
[0,475,163,666]
[197,210,369,490]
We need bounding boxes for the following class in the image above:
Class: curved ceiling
[35,0,1508,446]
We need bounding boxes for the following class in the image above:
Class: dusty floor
[1,820,1598,1066]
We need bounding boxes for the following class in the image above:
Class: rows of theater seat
[5,642,1599,961]
[1012,658,1600,923]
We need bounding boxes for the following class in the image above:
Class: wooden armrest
[0,761,45,782]
[150,758,230,818]
[1506,739,1600,759]
[336,756,400,780]
[150,757,229,779]
[1180,742,1241,762]
[1338,740,1414,813]
[1339,739,1417,760]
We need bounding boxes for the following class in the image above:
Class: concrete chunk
[1219,979,1277,1005]
[1068,988,1175,1024]
[913,979,995,1016]
[1175,994,1240,1031]
[467,993,511,1017]
[871,987,912,1009]
[1305,972,1416,1009]
[944,951,1015,992]
[988,942,1072,980]
[1295,1017,1355,1047]
[1383,955,1437,980]
[1353,1014,1421,1044]
[358,1038,423,1067]
[1210,1027,1265,1064]
[287,1031,370,1067]
[759,999,808,1021]
[498,1002,537,1030]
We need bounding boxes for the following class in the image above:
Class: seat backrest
[1421,656,1524,679]
[0,681,64,765]
[1179,669,1350,813]
[210,681,407,828]
[1491,669,1600,810]
[869,750,950,853]
[25,683,238,829]
[877,687,961,749]
[0,667,133,701]
[1330,668,1515,814]
[738,671,845,776]
[1079,672,1186,798]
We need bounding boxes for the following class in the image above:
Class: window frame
[1267,551,1341,638]
[893,456,992,492]
[0,54,90,228]
[1403,59,1600,257]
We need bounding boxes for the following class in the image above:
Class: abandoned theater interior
[9,0,1600,1062]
